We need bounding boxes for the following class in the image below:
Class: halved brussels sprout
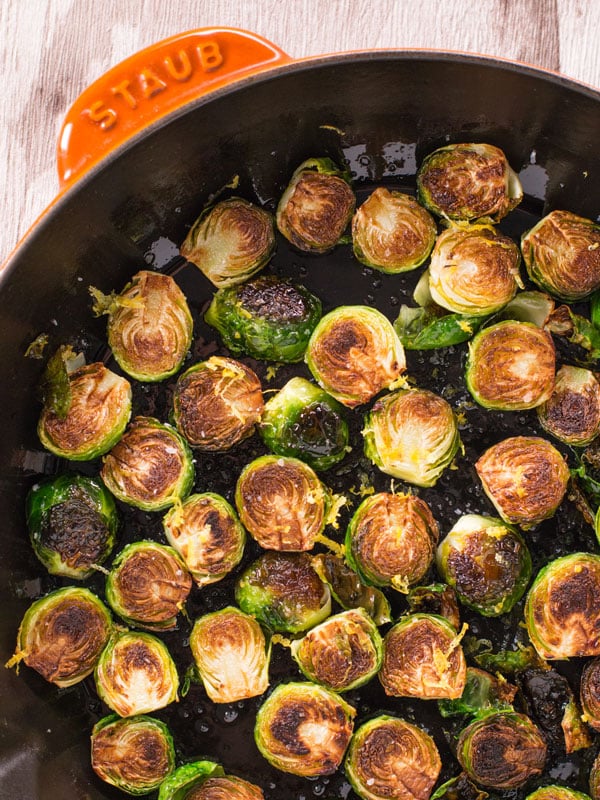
[101,416,194,511]
[345,492,439,591]
[526,788,592,800]
[457,711,547,789]
[235,454,331,551]
[105,541,192,630]
[525,552,600,659]
[538,365,600,446]
[379,613,467,699]
[204,275,322,363]
[38,362,132,460]
[158,761,264,800]
[394,304,486,350]
[312,552,392,625]
[306,305,406,408]
[258,377,349,471]
[254,681,355,776]
[276,157,355,253]
[26,474,118,579]
[431,774,489,800]
[190,606,270,703]
[8,586,112,687]
[591,752,600,800]
[438,666,517,719]
[416,142,523,222]
[163,492,245,586]
[95,631,179,717]
[235,551,331,634]
[465,321,555,410]
[407,583,461,631]
[91,714,176,795]
[180,197,275,288]
[436,514,532,616]
[521,209,600,301]
[172,356,264,451]
[581,657,600,731]
[352,187,437,273]
[363,388,460,487]
[475,436,569,528]
[345,714,441,800]
[290,608,383,692]
[428,224,522,315]
[91,270,193,381]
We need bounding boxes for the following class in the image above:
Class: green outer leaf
[525,787,592,800]
[394,304,486,349]
[438,667,514,718]
[37,345,73,418]
[158,760,224,800]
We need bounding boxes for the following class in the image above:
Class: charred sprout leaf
[394,304,486,350]
[7,586,112,687]
[538,365,600,446]
[101,416,194,511]
[38,362,132,460]
[526,788,593,800]
[290,608,383,693]
[476,436,569,528]
[525,552,600,659]
[158,761,264,800]
[352,187,437,273]
[172,356,263,451]
[95,631,179,717]
[466,321,556,411]
[190,607,270,703]
[26,474,118,579]
[254,681,355,776]
[521,209,600,301]
[561,695,593,754]
[204,275,322,363]
[416,142,522,222]
[276,157,355,253]
[91,714,175,795]
[363,388,461,487]
[163,493,245,587]
[235,551,331,634]
[105,541,192,630]
[180,197,275,288]
[407,583,461,630]
[306,305,406,408]
[499,289,556,326]
[431,774,489,800]
[580,657,600,731]
[344,714,441,800]
[438,666,517,718]
[546,304,600,360]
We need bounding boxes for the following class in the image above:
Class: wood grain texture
[2,0,599,263]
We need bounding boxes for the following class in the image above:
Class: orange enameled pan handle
[57,28,291,186]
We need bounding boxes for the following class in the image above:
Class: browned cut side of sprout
[591,751,600,800]
[185,775,265,799]
[581,657,600,731]
[538,365,600,446]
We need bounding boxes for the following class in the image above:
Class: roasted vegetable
[158,761,264,800]
[526,788,592,800]
[591,752,600,800]
[438,666,517,718]
[312,552,392,625]
[394,304,486,350]
[546,303,600,361]
[431,774,489,800]
[538,365,600,446]
[580,657,600,731]
[407,583,461,630]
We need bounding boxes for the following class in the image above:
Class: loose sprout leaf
[38,345,81,418]
[394,304,487,349]
[546,304,600,360]
[25,333,49,359]
[312,552,392,625]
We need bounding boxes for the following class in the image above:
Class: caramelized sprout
[312,552,392,625]
[407,583,461,630]
[538,365,600,446]
[306,305,406,408]
[254,681,355,776]
[438,666,517,718]
[431,773,489,800]
[591,752,600,800]
[158,761,264,800]
[581,657,600,731]
[526,788,592,800]
[180,197,275,288]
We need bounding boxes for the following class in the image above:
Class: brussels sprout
[499,289,556,327]
[7,586,112,687]
[276,157,355,253]
[416,142,522,222]
[254,681,355,776]
[525,553,600,659]
[306,305,406,408]
[235,551,331,634]
[457,711,547,789]
[436,514,532,616]
[26,474,118,579]
[344,714,441,800]
[521,209,600,301]
[394,304,486,350]
[428,224,522,315]
[431,774,489,800]
[527,788,592,800]
[180,197,275,288]
[466,321,556,411]
[312,552,392,625]
[158,760,264,800]
[105,541,192,630]
[538,365,600,446]
[363,388,461,487]
[38,362,132,460]
[189,606,270,703]
[258,377,349,471]
[581,657,600,731]
[407,583,461,630]
[438,666,517,718]
[91,270,193,381]
[351,187,437,273]
[591,752,600,800]
[290,608,383,692]
[204,275,322,363]
[546,304,600,361]
[163,492,245,586]
[101,416,194,511]
[476,436,569,528]
[235,454,331,551]
[345,492,439,591]
[95,631,179,717]
[91,714,176,795]
[379,613,467,699]
[172,356,264,451]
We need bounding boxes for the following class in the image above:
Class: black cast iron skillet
[1,28,600,800]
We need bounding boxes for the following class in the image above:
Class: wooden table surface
[2,0,599,264]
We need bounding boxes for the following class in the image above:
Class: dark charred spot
[549,567,600,622]
[408,585,461,629]
[287,402,347,457]
[270,703,309,755]
[41,496,110,569]
[518,668,570,746]
[124,642,160,670]
[238,276,308,322]
[53,601,103,641]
